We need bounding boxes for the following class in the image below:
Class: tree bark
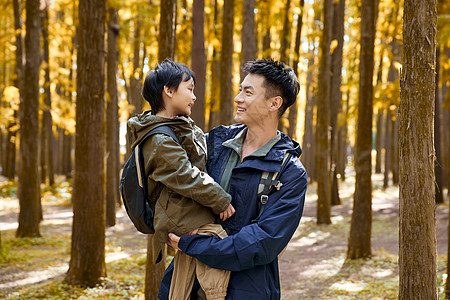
[219,0,234,125]
[66,0,106,286]
[435,46,443,204]
[261,0,272,58]
[207,0,220,131]
[316,0,333,224]
[330,0,345,206]
[8,0,24,181]
[106,7,120,227]
[347,0,376,259]
[41,3,55,186]
[375,107,383,173]
[399,0,437,297]
[240,0,256,83]
[383,108,391,189]
[17,0,42,238]
[301,43,315,182]
[145,235,166,300]
[288,0,305,140]
[190,0,206,130]
[391,112,399,185]
[159,0,177,61]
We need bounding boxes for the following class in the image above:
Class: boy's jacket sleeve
[177,165,307,271]
[144,134,231,214]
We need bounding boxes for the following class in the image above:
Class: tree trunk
[219,0,234,125]
[9,0,23,181]
[66,0,106,286]
[288,0,305,140]
[375,107,383,173]
[435,46,443,204]
[280,0,291,64]
[301,44,315,182]
[347,0,376,259]
[261,0,272,58]
[316,0,333,224]
[17,0,42,238]
[207,0,220,131]
[391,112,399,185]
[399,0,437,297]
[62,132,72,178]
[106,7,120,228]
[240,0,257,83]
[337,90,350,181]
[383,108,391,189]
[145,235,166,300]
[190,0,206,130]
[41,3,55,186]
[330,0,345,206]
[159,0,177,61]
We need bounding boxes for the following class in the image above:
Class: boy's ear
[268,96,283,112]
[163,86,174,98]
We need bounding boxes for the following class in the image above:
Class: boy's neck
[156,109,176,118]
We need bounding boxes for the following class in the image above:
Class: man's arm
[173,166,307,272]
[144,135,231,214]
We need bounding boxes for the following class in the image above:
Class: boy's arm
[174,165,307,271]
[143,134,231,214]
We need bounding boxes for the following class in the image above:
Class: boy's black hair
[142,59,195,113]
[243,58,300,117]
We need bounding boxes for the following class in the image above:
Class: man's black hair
[142,59,195,113]
[243,58,300,117]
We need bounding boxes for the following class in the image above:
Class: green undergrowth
[0,180,17,197]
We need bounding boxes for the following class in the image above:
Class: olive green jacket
[127,111,231,263]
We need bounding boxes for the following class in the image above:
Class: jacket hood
[127,111,193,148]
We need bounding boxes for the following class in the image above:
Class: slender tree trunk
[337,90,350,181]
[383,108,391,189]
[41,3,55,186]
[66,0,106,286]
[391,112,399,185]
[301,43,315,182]
[435,46,443,204]
[219,0,234,125]
[316,0,332,224]
[9,0,23,181]
[288,0,305,140]
[375,107,383,173]
[261,0,272,58]
[106,7,119,227]
[330,0,345,206]
[347,0,376,259]
[399,0,437,297]
[190,0,206,130]
[207,0,220,131]
[145,236,166,300]
[159,0,177,61]
[240,0,256,82]
[17,0,42,238]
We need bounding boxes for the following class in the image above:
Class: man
[159,58,308,299]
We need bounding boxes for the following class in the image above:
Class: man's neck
[241,123,278,159]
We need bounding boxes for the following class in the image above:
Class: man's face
[234,73,271,126]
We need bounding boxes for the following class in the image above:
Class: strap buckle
[260,195,269,204]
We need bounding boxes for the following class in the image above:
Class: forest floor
[0,169,449,300]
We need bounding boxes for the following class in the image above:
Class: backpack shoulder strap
[253,152,293,223]
[138,125,180,147]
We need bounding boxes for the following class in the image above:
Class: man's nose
[234,92,243,103]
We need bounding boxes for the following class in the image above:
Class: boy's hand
[220,204,235,221]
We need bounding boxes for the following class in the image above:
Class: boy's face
[234,73,272,126]
[170,77,196,116]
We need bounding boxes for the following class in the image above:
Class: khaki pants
[169,223,230,300]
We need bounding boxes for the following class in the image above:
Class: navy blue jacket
[159,124,307,300]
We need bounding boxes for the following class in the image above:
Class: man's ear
[268,96,283,112]
[163,86,174,98]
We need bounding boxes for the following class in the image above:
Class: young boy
[126,59,234,300]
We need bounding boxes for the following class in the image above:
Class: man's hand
[167,233,181,250]
[167,228,198,250]
[220,203,235,221]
